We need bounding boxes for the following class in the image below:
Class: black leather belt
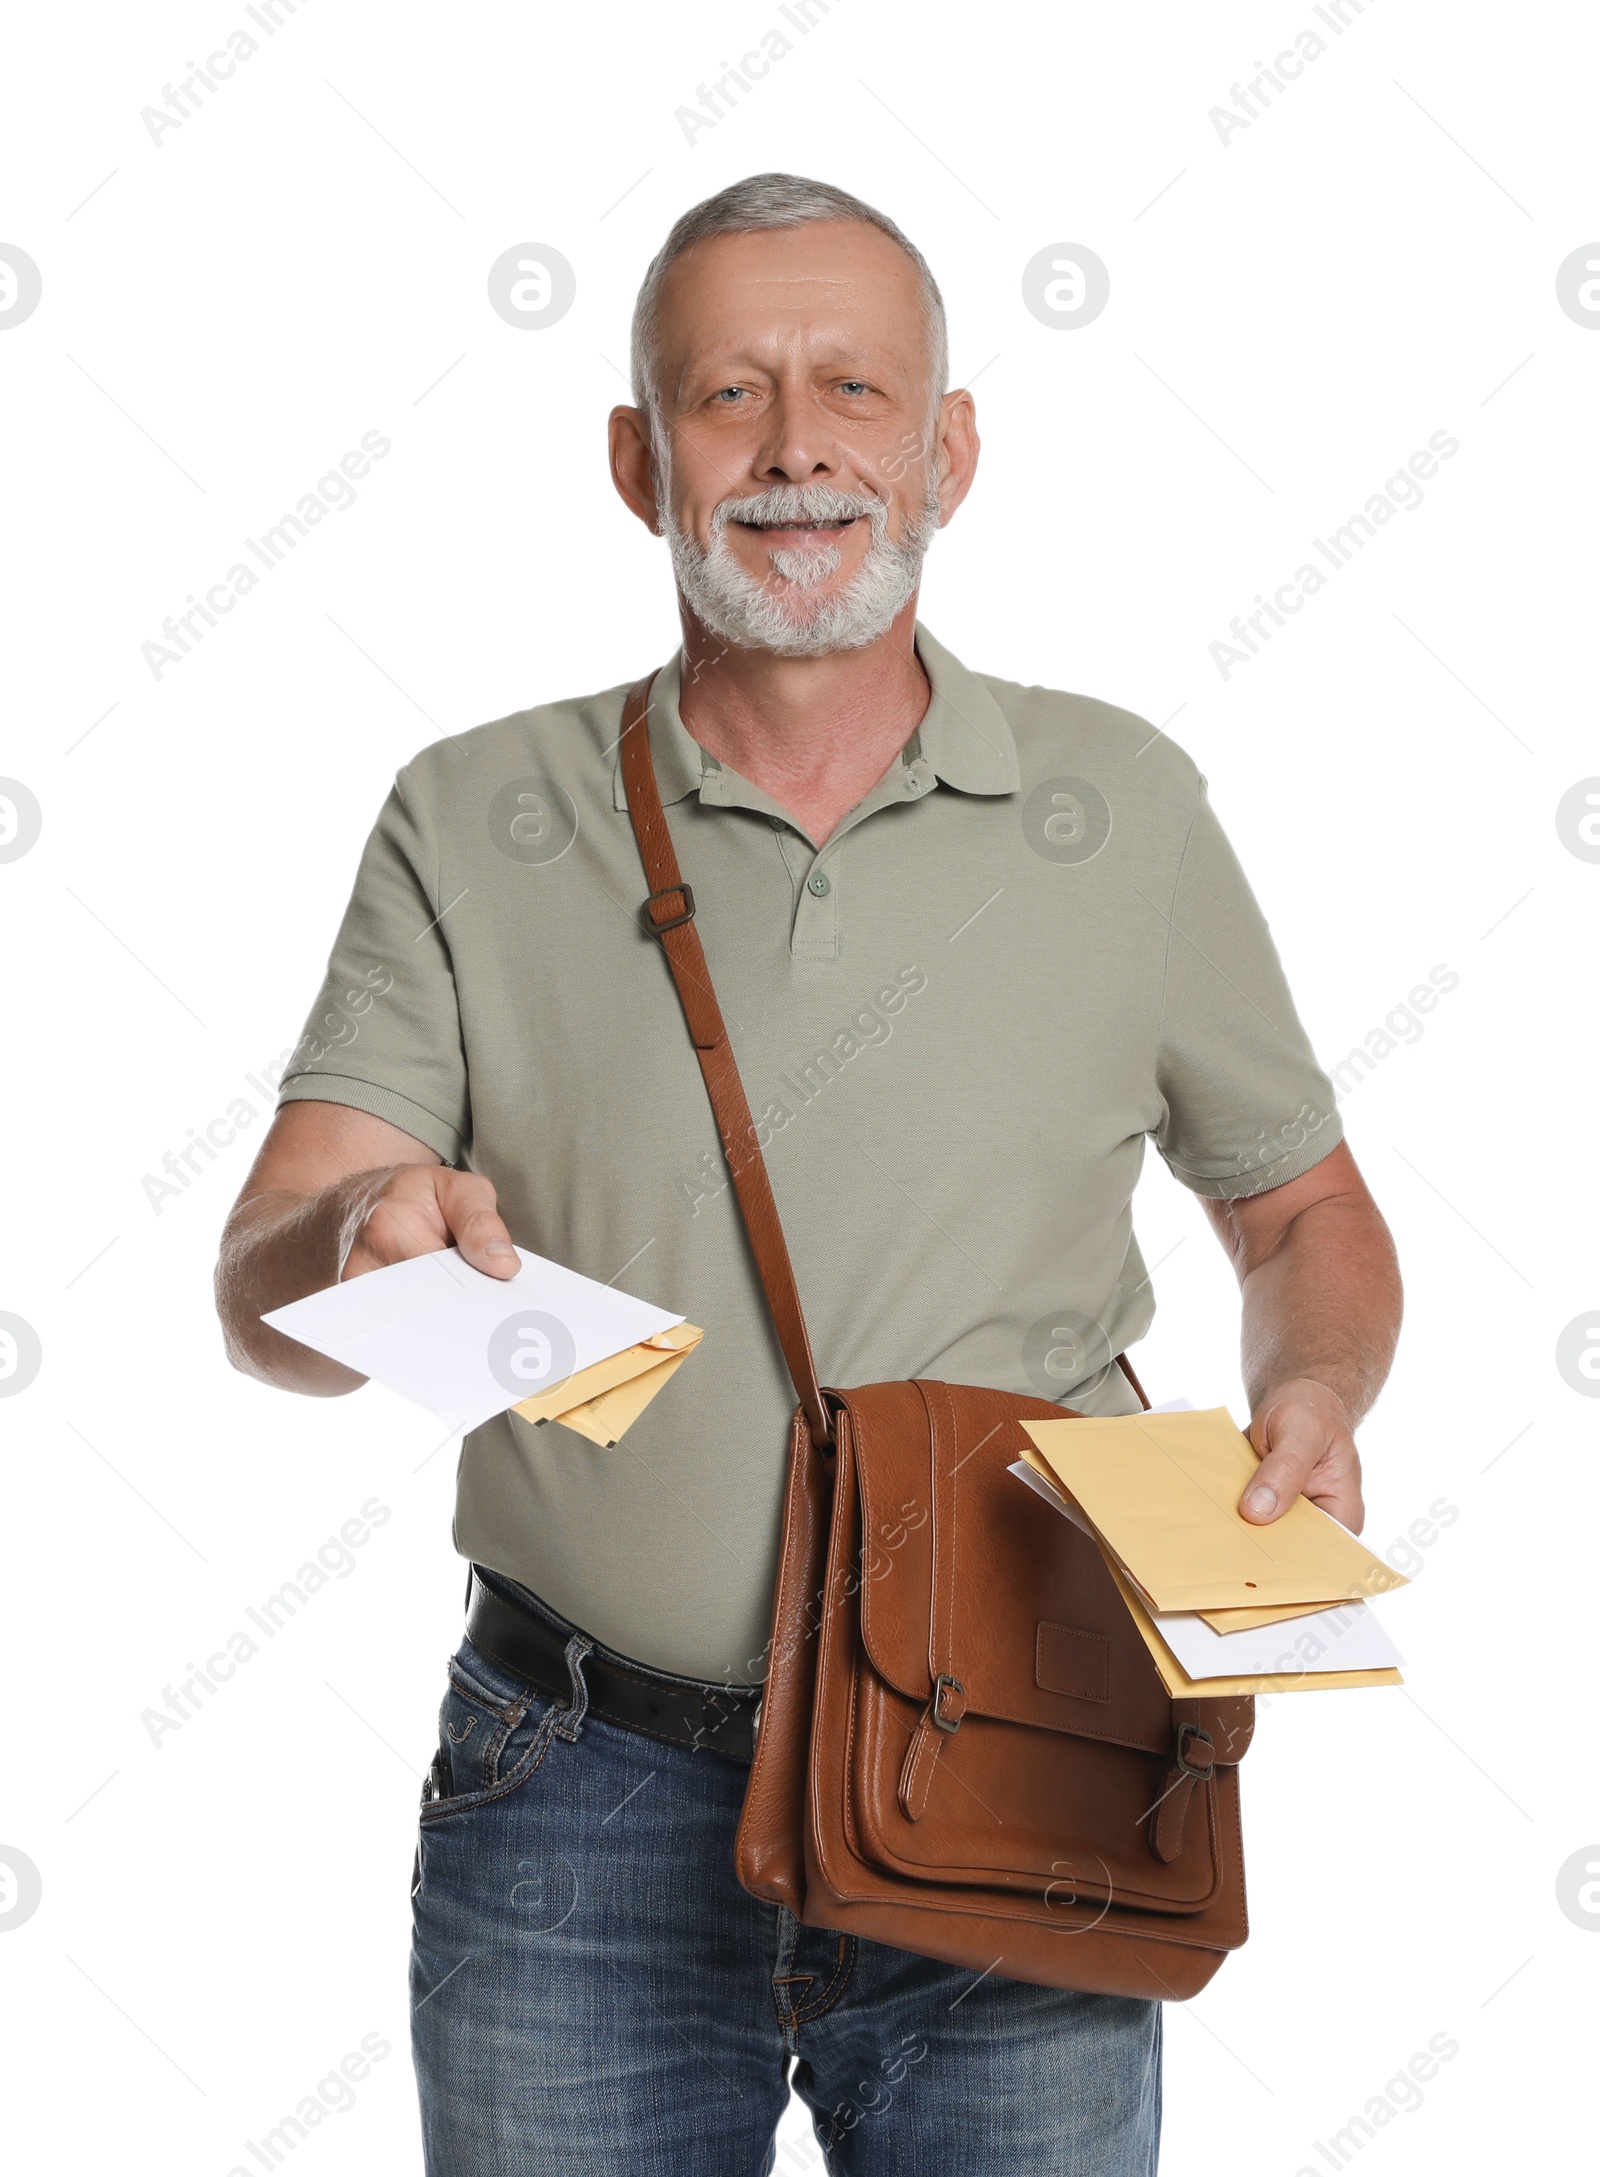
[465,1568,760,1764]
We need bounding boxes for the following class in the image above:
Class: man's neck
[675,600,930,844]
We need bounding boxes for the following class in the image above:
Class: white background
[1,1,1595,2170]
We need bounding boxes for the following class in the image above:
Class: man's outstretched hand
[217,1101,520,1394]
[337,1164,520,1282]
[1238,1376,1365,1534]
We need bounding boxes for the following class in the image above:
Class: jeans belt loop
[555,1633,594,1741]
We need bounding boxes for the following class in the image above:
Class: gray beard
[659,475,942,658]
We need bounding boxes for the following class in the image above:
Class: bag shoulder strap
[618,673,833,1451]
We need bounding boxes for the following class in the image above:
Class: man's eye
[839,381,868,396]
[713,387,746,403]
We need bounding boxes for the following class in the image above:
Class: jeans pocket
[419,1636,564,1824]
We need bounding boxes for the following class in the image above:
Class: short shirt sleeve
[1152,781,1343,1199]
[276,770,469,1163]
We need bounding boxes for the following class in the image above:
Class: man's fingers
[436,1171,518,1277]
[348,1179,449,1274]
[339,1166,516,1281]
[1238,1387,1366,1531]
[455,1208,519,1276]
[1238,1443,1318,1525]
[1241,1406,1314,1523]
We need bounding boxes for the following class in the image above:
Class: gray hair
[629,172,948,414]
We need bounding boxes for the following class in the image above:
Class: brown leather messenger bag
[619,673,1255,2000]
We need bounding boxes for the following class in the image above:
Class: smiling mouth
[736,516,858,536]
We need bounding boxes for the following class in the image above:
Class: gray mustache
[711,484,885,534]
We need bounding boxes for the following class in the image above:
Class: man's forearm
[215,1179,377,1394]
[1235,1192,1402,1424]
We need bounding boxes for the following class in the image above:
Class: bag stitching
[1034,1621,1112,1705]
[849,1671,1226,1920]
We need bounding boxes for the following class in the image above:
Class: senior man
[218,174,1400,2176]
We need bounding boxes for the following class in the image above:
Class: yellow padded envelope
[1015,1444,1402,1694]
[1100,1551,1403,1698]
[512,1324,703,1448]
[1197,1599,1341,1633]
[1021,1406,1409,1612]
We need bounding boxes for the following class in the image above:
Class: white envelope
[1150,1601,1404,1679]
[263,1246,686,1434]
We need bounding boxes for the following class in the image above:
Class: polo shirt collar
[908,624,1020,795]
[610,621,1020,813]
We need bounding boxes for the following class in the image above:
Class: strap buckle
[642,883,695,936]
[1176,1722,1215,1778]
[931,1672,966,1734]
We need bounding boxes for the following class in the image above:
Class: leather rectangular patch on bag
[1036,1622,1111,1704]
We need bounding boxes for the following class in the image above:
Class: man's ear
[932,387,980,525]
[609,405,662,534]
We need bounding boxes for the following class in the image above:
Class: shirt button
[806,871,832,896]
[769,814,784,830]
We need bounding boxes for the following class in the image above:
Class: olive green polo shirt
[279,627,1343,1682]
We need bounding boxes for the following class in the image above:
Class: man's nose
[752,392,839,484]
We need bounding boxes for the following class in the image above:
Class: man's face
[630,220,968,656]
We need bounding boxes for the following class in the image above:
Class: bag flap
[847,1380,1251,1762]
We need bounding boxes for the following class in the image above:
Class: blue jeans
[410,1585,1162,2175]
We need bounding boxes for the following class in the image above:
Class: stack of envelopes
[1016,1407,1407,1696]
[262,1245,702,1446]
[508,1320,702,1444]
